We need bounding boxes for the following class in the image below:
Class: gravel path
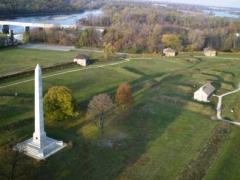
[19,43,129,56]
[19,44,76,52]
[214,88,240,126]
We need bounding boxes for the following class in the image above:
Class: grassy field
[0,48,112,76]
[1,48,240,179]
[204,126,240,180]
[221,93,240,121]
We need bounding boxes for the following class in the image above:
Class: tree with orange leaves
[115,83,133,107]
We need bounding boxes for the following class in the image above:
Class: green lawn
[0,48,111,76]
[204,127,240,180]
[221,93,240,121]
[1,48,240,179]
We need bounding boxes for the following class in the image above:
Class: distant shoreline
[0,9,88,20]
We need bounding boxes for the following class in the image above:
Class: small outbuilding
[163,48,176,57]
[73,54,90,66]
[204,48,217,57]
[194,83,215,102]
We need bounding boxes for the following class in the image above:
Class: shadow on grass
[30,72,187,180]
[0,67,196,179]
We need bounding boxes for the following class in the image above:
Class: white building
[194,83,215,102]
[204,47,217,57]
[163,48,176,57]
[73,54,90,66]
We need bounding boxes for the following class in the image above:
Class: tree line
[0,0,107,17]
[26,3,240,53]
[100,4,240,53]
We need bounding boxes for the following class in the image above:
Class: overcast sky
[155,0,240,8]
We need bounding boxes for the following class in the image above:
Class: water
[204,10,239,18]
[0,9,103,34]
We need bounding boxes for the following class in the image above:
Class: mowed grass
[221,93,240,121]
[1,49,240,179]
[0,48,76,75]
[204,127,240,180]
[0,48,109,76]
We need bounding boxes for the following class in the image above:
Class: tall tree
[161,34,182,50]
[188,30,205,51]
[78,28,99,47]
[103,42,116,60]
[87,93,114,137]
[147,25,162,53]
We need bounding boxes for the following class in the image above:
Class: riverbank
[0,9,86,19]
[0,9,103,34]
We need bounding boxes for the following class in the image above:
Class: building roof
[75,54,89,59]
[163,48,176,53]
[200,83,215,95]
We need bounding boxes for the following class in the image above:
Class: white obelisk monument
[33,64,46,147]
[15,64,66,160]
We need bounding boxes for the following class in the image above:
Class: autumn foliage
[115,83,133,106]
[44,86,76,121]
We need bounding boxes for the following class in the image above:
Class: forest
[26,3,240,53]
[99,4,240,53]
[0,0,106,17]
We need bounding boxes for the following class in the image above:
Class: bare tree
[87,93,114,137]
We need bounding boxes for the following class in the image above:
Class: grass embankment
[0,48,114,76]
[1,49,240,179]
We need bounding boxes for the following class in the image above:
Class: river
[0,9,103,34]
[204,9,239,18]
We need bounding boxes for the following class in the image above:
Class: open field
[1,48,240,179]
[204,126,240,180]
[221,92,240,121]
[0,48,114,76]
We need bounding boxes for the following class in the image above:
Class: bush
[44,86,76,121]
[22,32,30,44]
[115,83,133,106]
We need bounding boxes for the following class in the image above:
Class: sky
[155,0,240,8]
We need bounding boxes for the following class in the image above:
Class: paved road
[19,44,76,52]
[19,43,129,56]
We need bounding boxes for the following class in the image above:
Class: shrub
[44,86,76,121]
[115,83,133,106]
[22,32,30,44]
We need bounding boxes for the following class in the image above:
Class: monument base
[14,137,66,160]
